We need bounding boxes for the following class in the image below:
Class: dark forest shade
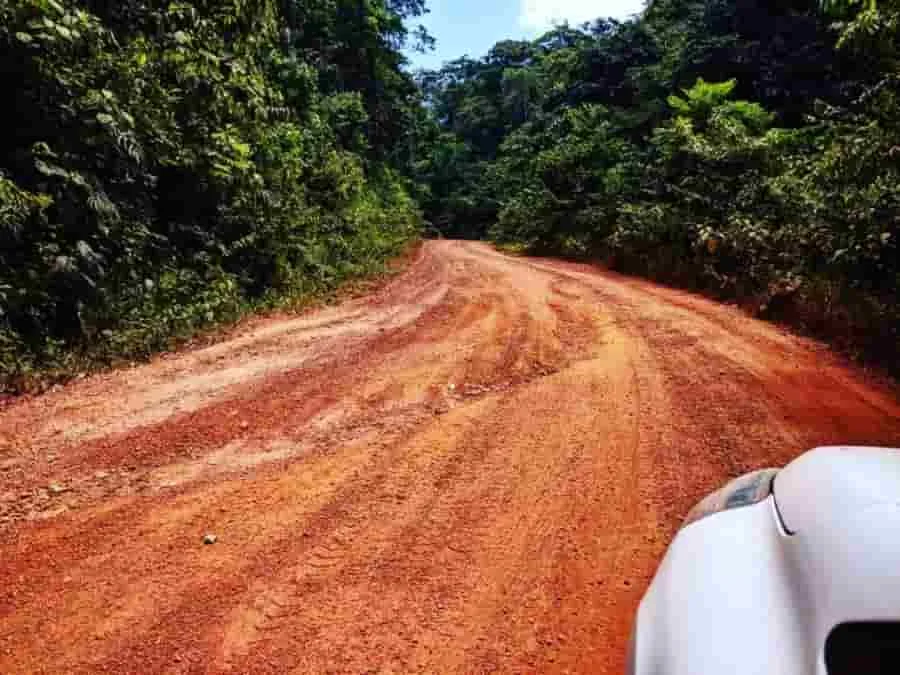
[0,0,430,390]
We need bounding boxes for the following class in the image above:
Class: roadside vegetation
[3,0,899,391]
[0,0,427,391]
[415,0,900,373]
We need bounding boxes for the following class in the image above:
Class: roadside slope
[1,240,899,673]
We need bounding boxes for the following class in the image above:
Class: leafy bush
[417,1,900,373]
[0,0,424,391]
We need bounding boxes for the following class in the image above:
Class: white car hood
[634,446,900,675]
[775,447,900,662]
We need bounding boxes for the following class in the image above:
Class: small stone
[94,470,109,480]
[48,483,69,495]
[240,421,250,430]
[203,533,218,545]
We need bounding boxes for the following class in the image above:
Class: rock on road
[2,241,900,673]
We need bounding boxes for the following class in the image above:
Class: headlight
[682,469,779,529]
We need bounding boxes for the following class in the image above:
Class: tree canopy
[0,0,427,388]
[413,0,899,371]
[2,0,899,388]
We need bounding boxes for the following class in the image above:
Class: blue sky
[405,0,647,71]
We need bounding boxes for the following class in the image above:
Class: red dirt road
[2,240,900,673]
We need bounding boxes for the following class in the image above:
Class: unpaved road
[2,240,900,673]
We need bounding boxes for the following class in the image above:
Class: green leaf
[231,140,251,157]
[96,113,114,125]
[15,32,33,43]
[34,159,69,179]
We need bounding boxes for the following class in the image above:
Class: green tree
[0,0,423,390]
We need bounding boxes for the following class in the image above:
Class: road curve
[2,240,899,673]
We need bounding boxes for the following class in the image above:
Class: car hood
[774,446,900,536]
[774,447,900,665]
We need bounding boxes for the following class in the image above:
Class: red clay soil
[1,240,900,674]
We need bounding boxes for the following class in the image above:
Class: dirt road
[2,241,899,673]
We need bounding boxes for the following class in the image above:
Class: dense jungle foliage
[0,0,427,390]
[415,0,900,372]
[3,0,899,390]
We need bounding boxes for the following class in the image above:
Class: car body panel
[633,446,900,675]
[634,498,805,674]
[776,447,900,672]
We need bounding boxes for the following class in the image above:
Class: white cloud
[519,0,645,31]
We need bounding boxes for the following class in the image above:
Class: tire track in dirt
[1,240,899,674]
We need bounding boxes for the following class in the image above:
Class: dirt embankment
[2,241,899,673]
